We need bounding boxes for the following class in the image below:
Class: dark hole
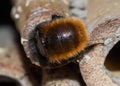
[0,76,21,86]
[51,14,63,20]
[104,41,120,71]
[0,82,17,86]
[0,0,14,25]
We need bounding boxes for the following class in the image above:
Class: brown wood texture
[11,0,84,86]
[11,0,72,67]
[79,0,120,86]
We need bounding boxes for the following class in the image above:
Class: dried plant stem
[0,28,33,86]
[11,0,83,86]
[79,0,120,86]
[11,0,71,67]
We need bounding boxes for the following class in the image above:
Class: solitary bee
[35,15,88,68]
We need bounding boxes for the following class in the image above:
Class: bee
[35,15,88,68]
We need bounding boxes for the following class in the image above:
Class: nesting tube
[11,0,88,68]
[79,0,120,86]
[11,0,88,86]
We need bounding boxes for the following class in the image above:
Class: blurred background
[0,0,13,25]
[0,0,19,47]
[0,1,26,86]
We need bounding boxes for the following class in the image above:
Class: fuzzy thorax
[36,18,88,63]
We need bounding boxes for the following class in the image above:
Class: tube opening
[104,41,120,77]
[0,76,21,86]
